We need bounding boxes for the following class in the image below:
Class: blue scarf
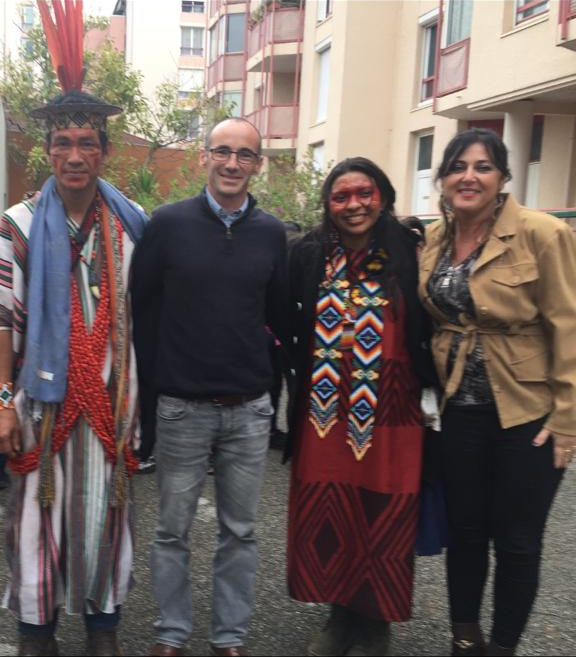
[19,176,148,402]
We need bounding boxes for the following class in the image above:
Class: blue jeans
[151,393,272,648]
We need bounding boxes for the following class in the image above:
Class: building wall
[124,0,207,100]
[295,0,576,217]
[539,115,576,209]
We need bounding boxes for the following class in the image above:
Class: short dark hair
[46,129,109,155]
[204,117,262,155]
[436,128,512,183]
[284,220,302,233]
[400,215,425,240]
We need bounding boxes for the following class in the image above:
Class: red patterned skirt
[287,309,423,621]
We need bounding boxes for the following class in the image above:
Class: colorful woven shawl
[309,246,388,461]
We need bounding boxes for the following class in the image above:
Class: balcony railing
[245,104,298,140]
[180,47,204,56]
[559,0,576,39]
[435,38,470,98]
[248,5,304,59]
[209,0,245,18]
[207,52,244,88]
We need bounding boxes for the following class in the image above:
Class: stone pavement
[0,450,574,656]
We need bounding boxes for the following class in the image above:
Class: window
[181,26,204,56]
[529,116,544,163]
[209,24,218,63]
[178,68,205,98]
[515,0,549,23]
[420,20,437,101]
[312,142,325,172]
[316,43,331,123]
[21,4,34,26]
[226,13,245,53]
[316,0,333,23]
[21,37,33,56]
[526,116,544,207]
[412,134,434,214]
[182,1,204,13]
[445,0,473,45]
[182,112,201,140]
[223,91,242,117]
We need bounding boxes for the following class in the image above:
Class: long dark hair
[318,157,411,311]
[436,127,512,183]
[320,157,397,238]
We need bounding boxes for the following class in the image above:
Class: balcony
[558,0,576,50]
[245,104,299,150]
[435,38,470,98]
[207,53,244,89]
[247,2,304,71]
[209,0,246,19]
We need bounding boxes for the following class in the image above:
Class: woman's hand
[533,428,576,469]
[0,408,21,458]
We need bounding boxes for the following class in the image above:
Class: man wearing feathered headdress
[0,2,148,655]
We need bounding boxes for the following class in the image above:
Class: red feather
[37,0,84,92]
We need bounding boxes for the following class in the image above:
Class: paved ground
[0,450,574,656]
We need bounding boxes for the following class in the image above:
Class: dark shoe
[307,605,358,656]
[0,469,9,489]
[209,646,248,656]
[485,641,515,656]
[149,643,185,656]
[86,630,123,656]
[269,429,287,450]
[18,635,59,656]
[136,455,156,475]
[346,618,390,656]
[452,623,486,656]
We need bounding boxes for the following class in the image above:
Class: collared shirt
[205,186,249,228]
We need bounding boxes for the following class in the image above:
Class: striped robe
[0,194,138,624]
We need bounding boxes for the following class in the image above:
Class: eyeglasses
[208,147,260,166]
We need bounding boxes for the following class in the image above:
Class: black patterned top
[427,245,494,406]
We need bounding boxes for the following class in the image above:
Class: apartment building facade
[205,0,304,153]
[113,0,207,114]
[206,0,576,217]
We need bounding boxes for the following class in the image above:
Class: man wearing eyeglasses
[131,118,288,657]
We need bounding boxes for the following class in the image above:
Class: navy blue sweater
[131,193,288,399]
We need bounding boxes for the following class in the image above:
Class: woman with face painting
[286,157,436,656]
[419,128,576,656]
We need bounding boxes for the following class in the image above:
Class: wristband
[0,381,15,409]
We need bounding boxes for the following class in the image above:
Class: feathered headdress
[30,0,122,130]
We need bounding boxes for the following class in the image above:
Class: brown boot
[452,622,486,656]
[18,635,59,656]
[485,641,515,656]
[86,629,123,656]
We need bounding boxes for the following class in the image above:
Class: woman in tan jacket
[419,128,576,657]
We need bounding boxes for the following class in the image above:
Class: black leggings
[440,405,564,649]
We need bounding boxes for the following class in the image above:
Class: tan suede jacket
[419,195,576,436]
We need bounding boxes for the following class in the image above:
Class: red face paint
[329,185,381,215]
[328,172,385,250]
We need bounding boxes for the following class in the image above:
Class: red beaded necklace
[10,207,137,476]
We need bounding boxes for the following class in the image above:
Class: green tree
[0,16,228,202]
[250,151,324,230]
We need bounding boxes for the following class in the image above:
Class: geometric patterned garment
[289,285,423,621]
[0,196,138,624]
[309,247,389,461]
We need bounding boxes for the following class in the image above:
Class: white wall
[124,0,183,100]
